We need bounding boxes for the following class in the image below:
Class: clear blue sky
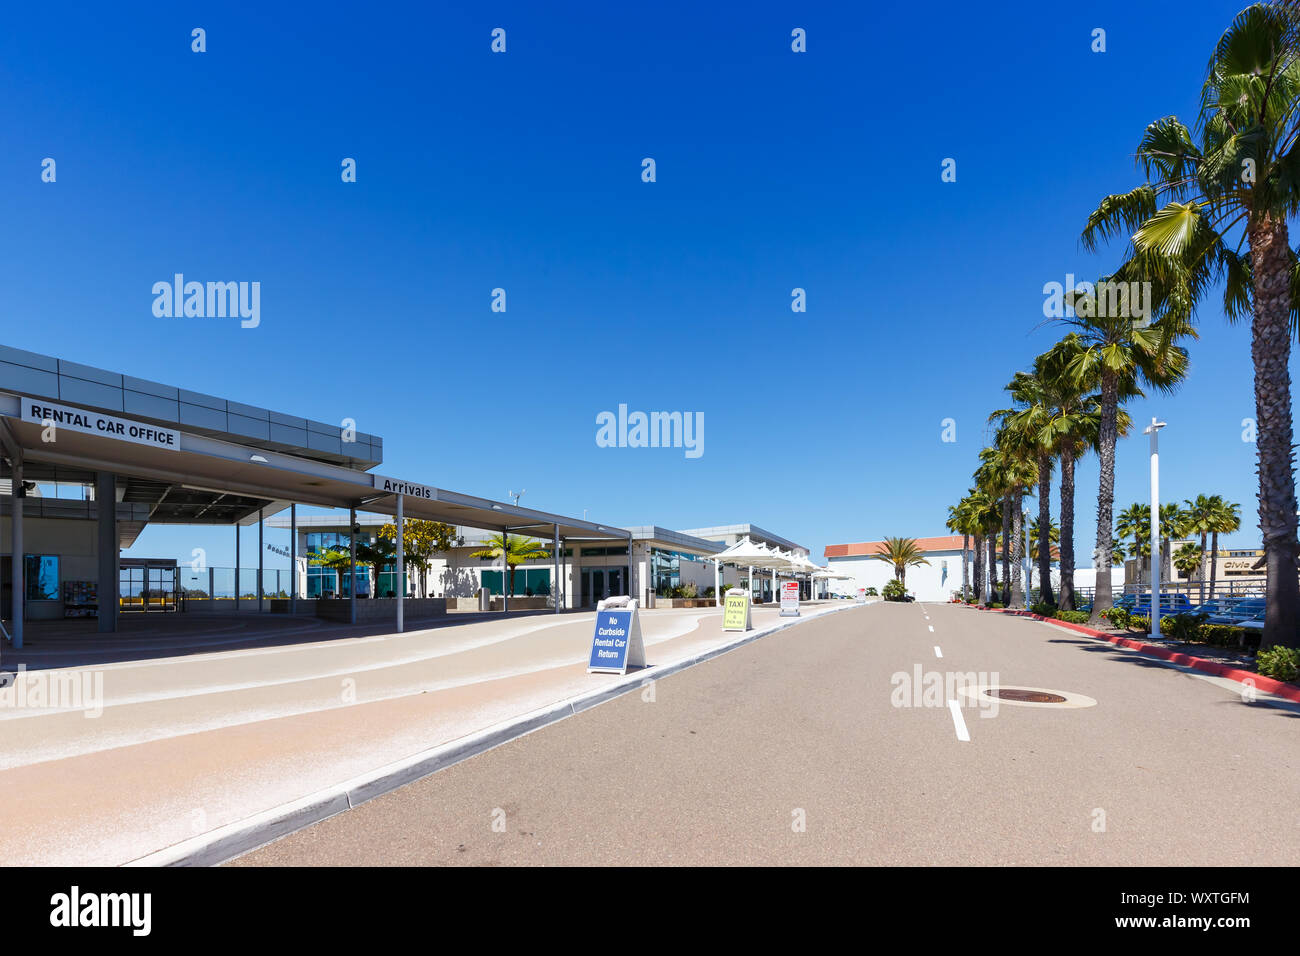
[0,0,1282,570]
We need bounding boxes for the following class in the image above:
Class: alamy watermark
[0,664,104,718]
[890,666,1000,718]
[596,404,703,459]
[152,274,260,328]
[1042,275,1151,326]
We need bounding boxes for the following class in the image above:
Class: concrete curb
[965,605,1300,704]
[124,602,863,867]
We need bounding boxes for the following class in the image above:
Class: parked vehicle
[1205,597,1266,625]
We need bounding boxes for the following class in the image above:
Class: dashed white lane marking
[928,625,934,632]
[934,646,943,658]
[948,700,970,742]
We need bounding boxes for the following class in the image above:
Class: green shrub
[1102,606,1131,628]
[1161,612,1208,642]
[1202,624,1246,647]
[864,586,879,597]
[1054,610,1089,624]
[1257,645,1300,682]
[881,579,907,602]
[1129,615,1151,633]
[1030,602,1057,617]
[988,601,1004,609]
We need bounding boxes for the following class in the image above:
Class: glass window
[25,554,59,600]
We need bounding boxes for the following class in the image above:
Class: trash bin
[478,587,491,611]
[643,589,655,609]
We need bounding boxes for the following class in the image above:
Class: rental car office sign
[22,398,180,450]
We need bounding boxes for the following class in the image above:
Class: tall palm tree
[993,368,1056,607]
[1081,4,1300,646]
[873,537,930,589]
[946,501,973,600]
[1027,517,1060,600]
[1207,495,1243,600]
[470,534,551,597]
[979,432,1039,608]
[1060,283,1190,624]
[1182,494,1218,603]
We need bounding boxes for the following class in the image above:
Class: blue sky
[0,0,1281,570]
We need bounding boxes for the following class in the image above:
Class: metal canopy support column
[96,471,116,634]
[396,494,405,633]
[234,523,240,614]
[257,507,264,613]
[501,526,509,614]
[553,523,560,614]
[714,559,721,606]
[349,506,357,626]
[290,503,297,614]
[10,455,23,648]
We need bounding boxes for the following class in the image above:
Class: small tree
[470,534,551,597]
[310,547,353,597]
[378,519,458,597]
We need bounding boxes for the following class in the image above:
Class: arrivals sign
[723,591,752,631]
[588,607,646,674]
[780,580,800,617]
[21,398,179,450]
[375,477,434,499]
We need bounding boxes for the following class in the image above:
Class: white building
[824,535,972,602]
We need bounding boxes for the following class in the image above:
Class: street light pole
[1144,417,1167,638]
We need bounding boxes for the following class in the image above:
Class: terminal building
[824,535,973,602]
[0,345,811,645]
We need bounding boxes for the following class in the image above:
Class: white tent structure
[713,537,796,605]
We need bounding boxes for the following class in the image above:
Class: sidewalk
[0,601,852,865]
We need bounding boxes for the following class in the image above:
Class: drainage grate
[989,688,1068,703]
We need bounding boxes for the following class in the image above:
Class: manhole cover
[989,688,1068,703]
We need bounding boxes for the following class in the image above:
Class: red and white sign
[780,580,800,617]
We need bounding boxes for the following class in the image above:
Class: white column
[349,506,357,626]
[1146,418,1166,638]
[396,494,404,633]
[289,503,297,614]
[552,523,560,615]
[714,559,721,606]
[11,455,23,648]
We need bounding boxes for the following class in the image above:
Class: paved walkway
[0,600,848,865]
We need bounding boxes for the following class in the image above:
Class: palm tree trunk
[973,534,983,603]
[1037,454,1053,607]
[1248,214,1300,649]
[962,533,970,600]
[1010,494,1025,608]
[1090,369,1119,624]
[1001,497,1012,604]
[1059,444,1076,611]
[1198,532,1208,605]
[1209,531,1219,600]
[982,535,993,600]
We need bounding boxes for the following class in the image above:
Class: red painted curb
[965,606,1300,704]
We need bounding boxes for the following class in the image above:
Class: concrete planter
[315,598,447,622]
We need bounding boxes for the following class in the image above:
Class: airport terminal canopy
[0,344,628,542]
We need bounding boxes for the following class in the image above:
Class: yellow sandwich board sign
[723,591,751,631]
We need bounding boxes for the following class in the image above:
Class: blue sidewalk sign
[588,607,646,674]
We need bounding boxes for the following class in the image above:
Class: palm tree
[1081,4,1300,646]
[946,501,973,601]
[1207,495,1243,600]
[309,547,353,598]
[355,536,396,597]
[1060,283,1189,624]
[1174,542,1204,581]
[1027,517,1060,601]
[978,434,1038,608]
[1182,494,1218,604]
[872,537,930,589]
[1116,502,1188,585]
[993,368,1056,607]
[470,534,551,597]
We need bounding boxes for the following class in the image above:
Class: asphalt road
[232,602,1300,866]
